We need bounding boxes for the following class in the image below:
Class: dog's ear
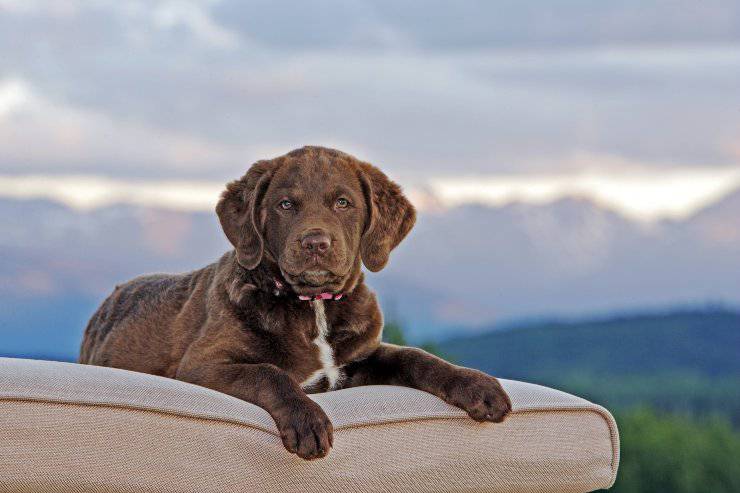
[357,162,416,272]
[216,161,275,270]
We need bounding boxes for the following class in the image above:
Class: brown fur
[80,146,511,460]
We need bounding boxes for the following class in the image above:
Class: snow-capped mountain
[1,188,739,344]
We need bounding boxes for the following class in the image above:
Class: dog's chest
[300,300,344,391]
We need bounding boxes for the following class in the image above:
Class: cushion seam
[1,394,613,430]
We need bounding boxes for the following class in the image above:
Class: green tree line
[613,409,740,493]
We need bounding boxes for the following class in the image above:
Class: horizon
[2,163,739,222]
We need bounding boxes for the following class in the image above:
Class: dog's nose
[301,231,331,255]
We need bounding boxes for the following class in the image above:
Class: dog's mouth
[280,268,345,296]
[298,270,335,286]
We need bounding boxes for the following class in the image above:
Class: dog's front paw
[276,400,334,460]
[444,369,512,423]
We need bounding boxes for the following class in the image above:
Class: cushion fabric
[0,357,619,493]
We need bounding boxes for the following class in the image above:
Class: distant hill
[443,309,740,378]
[441,309,740,422]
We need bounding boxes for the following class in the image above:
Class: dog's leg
[176,362,333,459]
[344,343,512,423]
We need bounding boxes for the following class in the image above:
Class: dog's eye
[279,200,293,210]
[336,198,350,209]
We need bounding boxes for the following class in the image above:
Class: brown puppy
[79,146,511,460]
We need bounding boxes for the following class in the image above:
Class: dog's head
[217,146,416,296]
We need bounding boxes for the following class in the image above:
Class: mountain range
[442,308,740,423]
[1,186,739,358]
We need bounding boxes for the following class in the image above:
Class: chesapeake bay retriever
[79,146,511,460]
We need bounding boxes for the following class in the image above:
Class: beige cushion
[0,357,619,492]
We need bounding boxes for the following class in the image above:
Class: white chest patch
[301,299,343,390]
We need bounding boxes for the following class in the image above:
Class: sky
[1,0,740,220]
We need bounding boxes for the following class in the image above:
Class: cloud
[211,0,740,51]
[0,77,257,175]
[0,78,28,117]
[0,1,739,182]
[0,174,224,211]
[211,0,410,50]
[151,1,241,49]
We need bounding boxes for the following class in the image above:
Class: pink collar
[274,278,344,301]
[298,292,344,301]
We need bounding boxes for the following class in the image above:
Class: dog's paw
[277,401,334,460]
[444,369,512,423]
